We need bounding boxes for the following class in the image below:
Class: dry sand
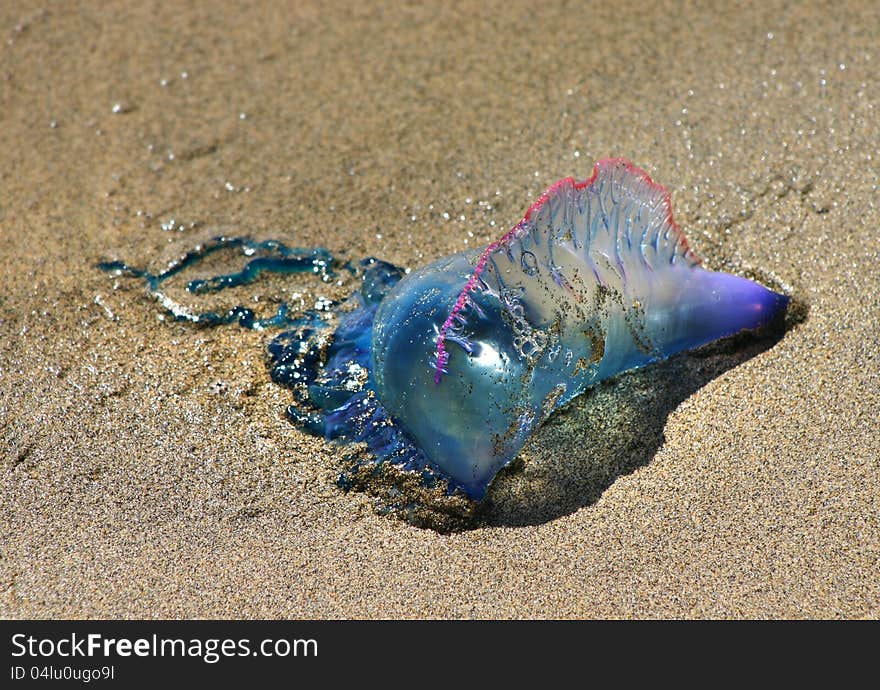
[1,1,878,618]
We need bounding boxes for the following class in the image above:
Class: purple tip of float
[656,268,789,355]
[706,270,789,328]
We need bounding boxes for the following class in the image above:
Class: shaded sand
[1,1,878,618]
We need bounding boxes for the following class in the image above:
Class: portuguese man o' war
[100,159,789,506]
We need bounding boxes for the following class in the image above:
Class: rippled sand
[1,1,877,618]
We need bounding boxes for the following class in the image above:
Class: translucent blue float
[102,159,789,503]
[267,159,788,499]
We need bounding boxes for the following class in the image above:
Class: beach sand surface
[1,1,878,617]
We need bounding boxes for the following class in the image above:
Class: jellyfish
[265,159,789,499]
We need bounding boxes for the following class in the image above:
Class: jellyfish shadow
[478,305,804,529]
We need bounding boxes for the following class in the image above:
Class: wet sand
[1,1,878,618]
